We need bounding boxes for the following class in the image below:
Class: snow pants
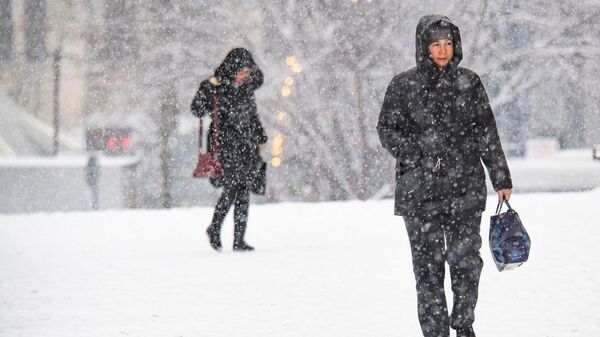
[403,209,483,337]
[210,183,250,243]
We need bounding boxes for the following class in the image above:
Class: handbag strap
[198,118,203,148]
[495,200,513,215]
[198,90,220,152]
[211,91,220,152]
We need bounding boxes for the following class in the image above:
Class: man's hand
[497,188,512,202]
[259,144,265,155]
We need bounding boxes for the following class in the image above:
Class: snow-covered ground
[1,190,599,337]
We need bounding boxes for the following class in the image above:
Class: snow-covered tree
[447,0,600,150]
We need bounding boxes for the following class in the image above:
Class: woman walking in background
[191,48,267,252]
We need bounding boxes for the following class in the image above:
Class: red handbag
[192,92,222,178]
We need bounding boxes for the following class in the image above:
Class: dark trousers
[403,209,483,337]
[209,184,250,243]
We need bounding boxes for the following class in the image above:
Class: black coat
[191,48,267,191]
[377,15,512,216]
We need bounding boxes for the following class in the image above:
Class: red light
[121,137,132,150]
[106,137,118,151]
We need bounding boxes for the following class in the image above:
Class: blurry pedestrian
[377,15,513,337]
[191,48,267,252]
[85,155,101,210]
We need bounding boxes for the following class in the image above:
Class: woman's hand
[259,144,265,155]
[497,188,512,202]
[209,77,220,86]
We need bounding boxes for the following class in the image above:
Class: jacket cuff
[492,174,513,191]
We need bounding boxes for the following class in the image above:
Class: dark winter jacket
[377,15,512,216]
[191,48,267,191]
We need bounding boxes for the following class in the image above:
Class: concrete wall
[0,155,139,214]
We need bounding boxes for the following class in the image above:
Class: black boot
[456,326,476,337]
[233,221,254,252]
[206,226,222,251]
[232,191,253,251]
[233,241,255,252]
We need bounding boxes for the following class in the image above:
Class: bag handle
[495,200,513,215]
[198,90,220,152]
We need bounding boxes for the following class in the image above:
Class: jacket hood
[415,15,463,72]
[215,48,257,82]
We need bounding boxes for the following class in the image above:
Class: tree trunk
[103,0,138,63]
[159,84,178,208]
[0,0,14,61]
[354,70,369,200]
[24,0,47,62]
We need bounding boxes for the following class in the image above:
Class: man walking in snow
[377,15,513,337]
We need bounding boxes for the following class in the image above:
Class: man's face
[428,39,454,70]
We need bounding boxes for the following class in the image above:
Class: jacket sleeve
[250,100,268,145]
[377,76,420,167]
[190,80,213,118]
[246,65,264,91]
[473,76,513,190]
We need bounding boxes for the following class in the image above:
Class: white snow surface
[1,191,599,337]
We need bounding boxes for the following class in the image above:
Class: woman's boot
[206,225,222,251]
[233,222,254,251]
